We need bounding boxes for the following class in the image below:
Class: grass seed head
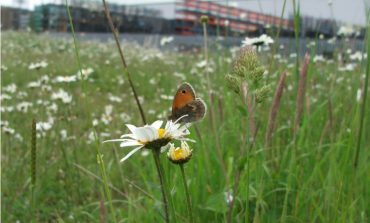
[227,47,266,97]
[230,47,264,83]
[255,85,271,103]
[225,74,241,93]
[200,15,209,24]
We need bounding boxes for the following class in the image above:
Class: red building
[175,0,292,35]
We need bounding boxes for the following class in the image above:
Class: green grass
[1,31,369,222]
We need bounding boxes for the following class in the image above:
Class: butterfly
[168,83,206,123]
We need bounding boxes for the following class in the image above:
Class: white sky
[1,0,368,25]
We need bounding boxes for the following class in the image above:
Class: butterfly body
[169,83,206,123]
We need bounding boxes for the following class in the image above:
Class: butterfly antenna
[174,114,189,124]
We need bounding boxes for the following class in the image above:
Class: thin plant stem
[280,144,296,223]
[292,0,301,82]
[202,21,227,180]
[180,164,193,223]
[73,163,127,198]
[274,0,287,41]
[267,0,287,83]
[226,119,258,223]
[242,82,257,138]
[354,17,370,168]
[65,0,83,77]
[102,0,146,124]
[64,0,85,204]
[74,162,156,200]
[96,155,118,223]
[95,132,118,223]
[30,119,36,223]
[152,150,170,223]
[99,188,108,223]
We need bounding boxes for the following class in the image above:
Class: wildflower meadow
[1,2,369,223]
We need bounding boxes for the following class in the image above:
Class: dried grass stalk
[218,96,224,123]
[99,199,107,223]
[294,53,310,135]
[265,72,287,147]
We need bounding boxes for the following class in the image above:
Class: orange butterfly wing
[172,83,196,110]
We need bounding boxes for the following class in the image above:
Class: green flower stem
[180,164,193,223]
[152,149,170,223]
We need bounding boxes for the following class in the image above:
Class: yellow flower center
[173,148,185,160]
[167,143,192,164]
[158,128,165,138]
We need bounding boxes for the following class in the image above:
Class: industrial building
[27,0,294,36]
[31,2,169,33]
[174,0,292,36]
[1,6,31,30]
[1,0,363,38]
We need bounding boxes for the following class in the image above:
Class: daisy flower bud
[167,141,193,164]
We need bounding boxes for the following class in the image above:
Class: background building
[0,0,365,38]
[175,0,292,36]
[1,6,31,30]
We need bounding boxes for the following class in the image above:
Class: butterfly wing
[170,98,207,123]
[172,83,196,111]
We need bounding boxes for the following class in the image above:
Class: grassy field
[1,30,369,223]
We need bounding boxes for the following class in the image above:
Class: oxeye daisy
[104,116,192,162]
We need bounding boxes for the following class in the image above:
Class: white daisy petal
[120,140,143,147]
[151,120,163,129]
[140,126,155,141]
[148,127,159,141]
[126,124,138,133]
[165,121,170,130]
[120,146,143,162]
[103,139,125,143]
[180,138,196,143]
[179,124,190,133]
[133,127,149,141]
[120,133,135,139]
[142,127,155,141]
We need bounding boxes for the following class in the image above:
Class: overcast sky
[1,0,368,25]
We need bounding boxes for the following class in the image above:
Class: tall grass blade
[95,132,118,223]
[354,15,370,168]
[30,118,37,222]
[292,0,301,81]
[64,0,83,77]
